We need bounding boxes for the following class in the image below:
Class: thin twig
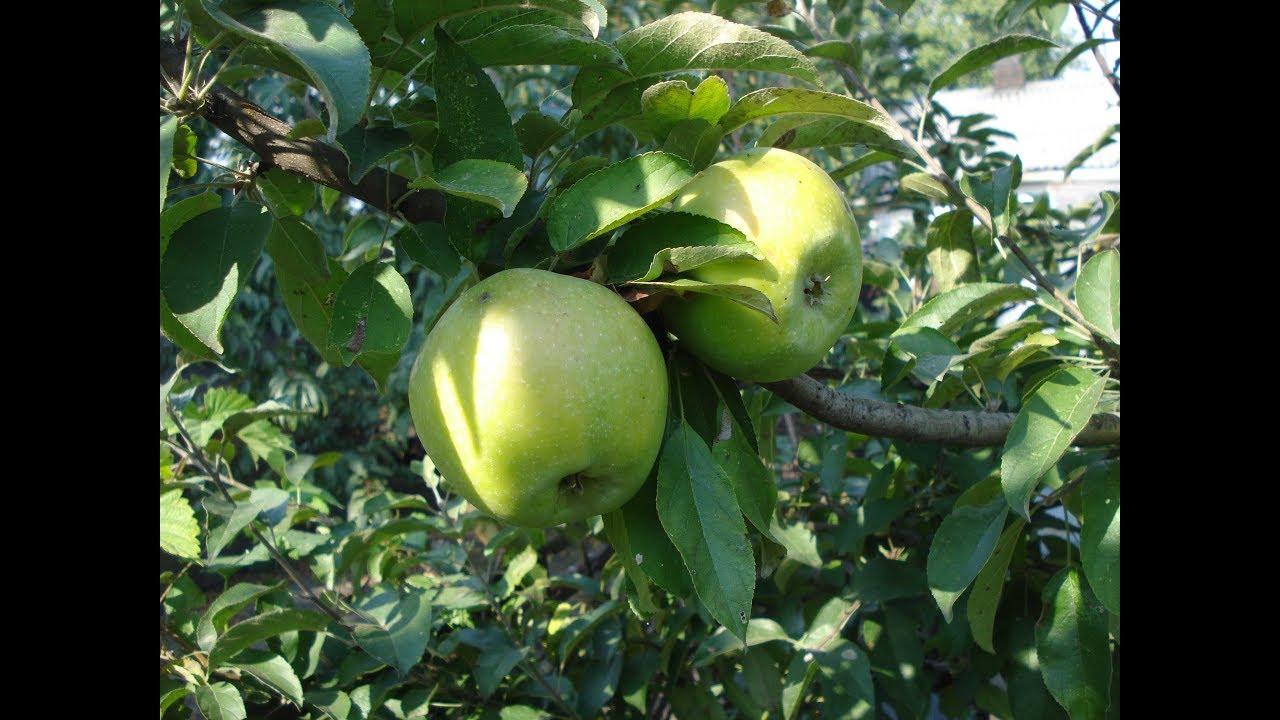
[1072,0,1120,98]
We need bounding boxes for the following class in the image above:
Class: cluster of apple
[407,149,863,528]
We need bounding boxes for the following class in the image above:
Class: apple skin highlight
[408,268,668,528]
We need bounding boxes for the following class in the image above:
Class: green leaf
[619,472,692,596]
[627,278,777,323]
[226,650,305,707]
[184,387,254,449]
[927,476,1009,621]
[879,0,917,18]
[900,172,952,202]
[209,608,331,668]
[849,555,926,604]
[306,689,352,719]
[172,124,198,178]
[656,422,755,642]
[713,429,776,538]
[960,157,1021,236]
[160,203,272,354]
[1064,123,1119,180]
[1081,461,1120,615]
[409,159,529,218]
[194,682,246,720]
[277,258,348,366]
[896,282,1035,338]
[286,117,328,140]
[804,39,859,67]
[1036,569,1112,718]
[693,618,792,666]
[1054,38,1117,77]
[662,119,723,171]
[557,155,610,190]
[395,0,601,45]
[601,510,658,615]
[161,191,222,255]
[1076,249,1119,342]
[555,600,624,661]
[160,116,178,213]
[352,586,433,675]
[925,210,978,294]
[572,12,819,114]
[328,261,413,366]
[265,217,330,287]
[159,681,191,718]
[395,223,462,277]
[546,151,694,251]
[1001,367,1107,517]
[783,651,821,720]
[966,518,1026,653]
[335,125,414,183]
[160,489,201,561]
[205,488,290,560]
[995,332,1058,381]
[197,582,287,652]
[641,77,731,139]
[758,115,911,156]
[257,168,315,218]
[236,419,295,467]
[514,111,570,158]
[200,0,370,137]
[929,34,1058,97]
[891,326,971,385]
[607,212,758,283]
[433,27,523,169]
[717,88,899,141]
[457,22,623,68]
[813,638,876,719]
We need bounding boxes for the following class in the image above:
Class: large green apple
[408,268,668,528]
[660,147,862,382]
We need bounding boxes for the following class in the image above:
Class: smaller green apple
[408,268,668,528]
[661,148,862,382]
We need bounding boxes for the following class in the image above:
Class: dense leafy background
[160,1,1119,718]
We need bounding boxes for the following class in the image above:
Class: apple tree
[160,1,1119,718]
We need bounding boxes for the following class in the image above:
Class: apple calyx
[803,273,833,307]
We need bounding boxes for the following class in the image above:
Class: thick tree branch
[160,38,446,224]
[764,374,1119,447]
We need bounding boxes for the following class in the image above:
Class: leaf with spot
[655,421,754,642]
[606,212,758,283]
[409,159,529,218]
[277,257,347,366]
[1076,249,1120,343]
[627,278,777,324]
[327,262,413,366]
[966,518,1026,653]
[929,34,1058,97]
[546,151,694,251]
[160,489,201,561]
[335,125,414,183]
[718,88,899,142]
[572,12,818,116]
[618,471,692,596]
[601,510,658,615]
[1001,367,1107,517]
[200,0,370,137]
[927,476,1009,621]
[1081,461,1120,615]
[1036,569,1113,718]
[160,203,272,354]
[352,586,433,676]
[897,282,1035,338]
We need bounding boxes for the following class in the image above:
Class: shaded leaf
[395,0,601,45]
[225,650,304,707]
[328,262,413,366]
[276,258,348,366]
[209,608,331,668]
[352,587,433,675]
[257,168,315,218]
[409,159,529,218]
[966,518,1026,653]
[514,111,570,158]
[693,618,792,666]
[607,212,757,283]
[205,488,291,561]
[197,582,287,652]
[1081,461,1120,615]
[336,125,414,183]
[160,203,272,354]
[759,115,911,156]
[927,476,1008,621]
[656,422,754,642]
[1001,367,1107,517]
[1036,569,1112,718]
[265,217,329,287]
[627,278,777,323]
[925,210,978,293]
[200,0,370,136]
[546,151,694,251]
[395,223,462,277]
[619,471,693,596]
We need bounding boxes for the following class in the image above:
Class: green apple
[408,268,668,528]
[660,147,862,382]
